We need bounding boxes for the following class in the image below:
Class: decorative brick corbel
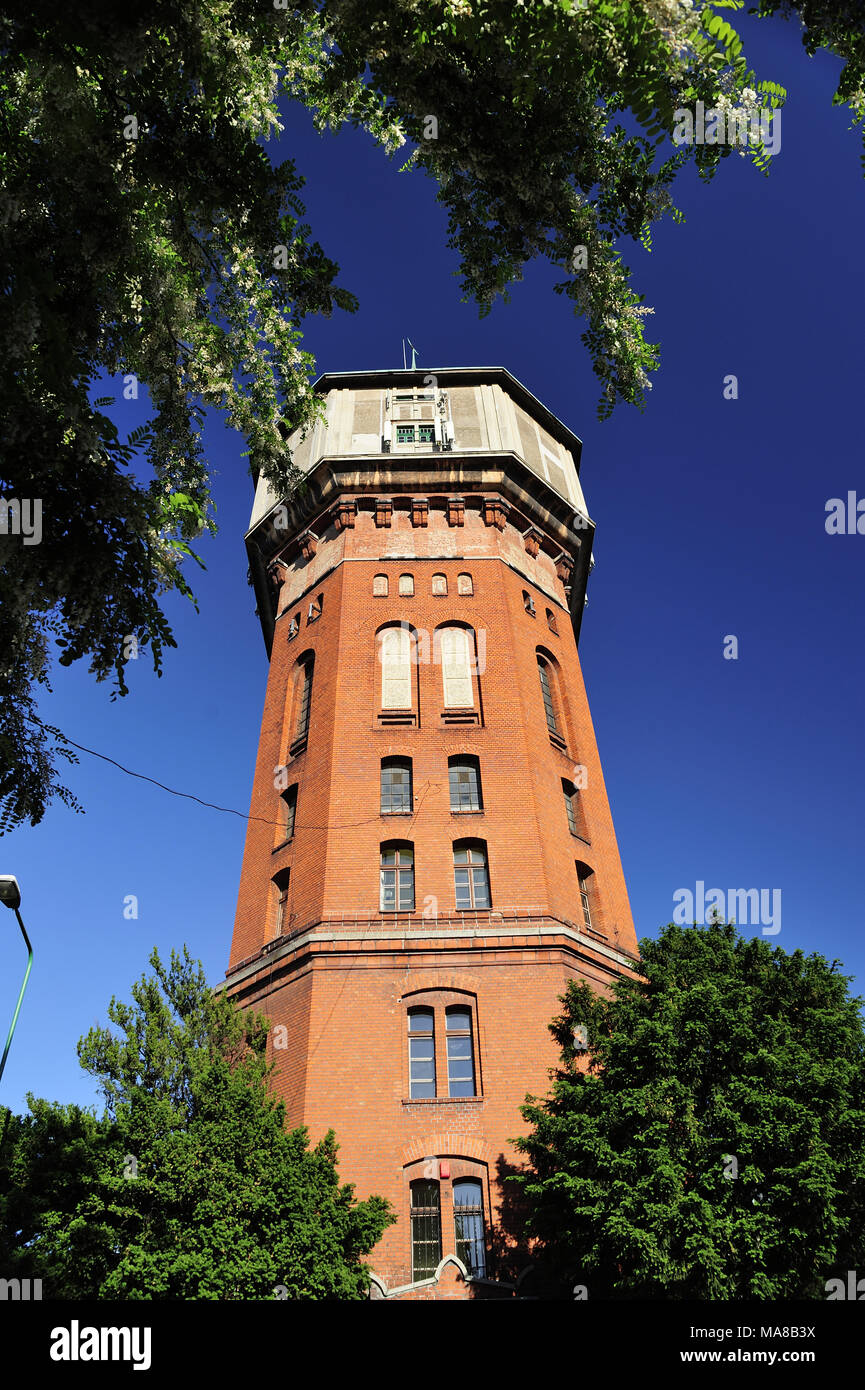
[331,499,357,531]
[555,552,574,586]
[482,497,509,531]
[410,498,429,528]
[298,531,318,561]
[374,498,393,529]
[267,560,287,592]
[523,527,543,558]
[446,496,465,527]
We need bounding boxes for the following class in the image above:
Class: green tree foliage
[513,921,865,1299]
[0,946,393,1298]
[0,2,399,833]
[2,2,863,831]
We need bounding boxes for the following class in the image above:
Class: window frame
[448,756,483,813]
[445,1006,476,1098]
[576,861,603,936]
[562,778,587,841]
[378,624,416,720]
[381,757,414,815]
[436,624,480,723]
[290,654,314,754]
[402,992,482,1102]
[453,839,491,911]
[410,1180,442,1281]
[280,784,298,843]
[407,1007,436,1099]
[380,841,415,913]
[271,869,291,940]
[453,1178,487,1278]
[537,651,568,750]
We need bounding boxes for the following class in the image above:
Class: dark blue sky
[3,10,863,1116]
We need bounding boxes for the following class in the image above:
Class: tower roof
[309,366,583,472]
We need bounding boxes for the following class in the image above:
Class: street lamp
[0,875,33,1086]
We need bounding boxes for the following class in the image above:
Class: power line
[24,718,399,833]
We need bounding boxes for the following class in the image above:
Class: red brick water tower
[225,367,639,1299]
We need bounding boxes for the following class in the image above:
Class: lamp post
[0,875,33,1086]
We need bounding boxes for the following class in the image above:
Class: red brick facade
[225,370,639,1299]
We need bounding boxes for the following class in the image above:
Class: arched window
[373,573,388,596]
[446,1007,475,1097]
[537,655,559,736]
[381,842,415,911]
[575,861,599,933]
[454,841,491,910]
[291,654,314,750]
[562,779,586,840]
[439,625,475,709]
[453,1179,486,1277]
[546,608,558,634]
[457,572,473,596]
[381,757,413,814]
[399,573,414,596]
[523,589,536,616]
[378,626,413,710]
[410,1180,441,1281]
[449,756,482,812]
[408,1008,435,1098]
[271,868,291,939]
[432,572,447,596]
[281,784,298,841]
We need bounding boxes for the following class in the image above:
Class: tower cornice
[246,451,594,655]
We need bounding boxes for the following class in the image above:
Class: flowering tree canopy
[1,0,862,829]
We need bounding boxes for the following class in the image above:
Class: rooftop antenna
[407,338,419,369]
[402,338,407,370]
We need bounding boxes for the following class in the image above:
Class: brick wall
[226,494,638,1298]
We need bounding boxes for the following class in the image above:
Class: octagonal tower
[225,367,639,1299]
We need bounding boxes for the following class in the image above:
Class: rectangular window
[417,424,434,443]
[454,1180,486,1277]
[408,1010,436,1098]
[411,1181,442,1280]
[396,425,415,444]
[440,628,474,708]
[273,873,290,937]
[538,660,558,735]
[380,628,413,710]
[381,845,414,911]
[282,785,297,840]
[454,846,491,910]
[446,1009,476,1097]
[381,762,412,813]
[564,786,577,836]
[295,664,313,741]
[449,761,481,812]
[578,876,592,929]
